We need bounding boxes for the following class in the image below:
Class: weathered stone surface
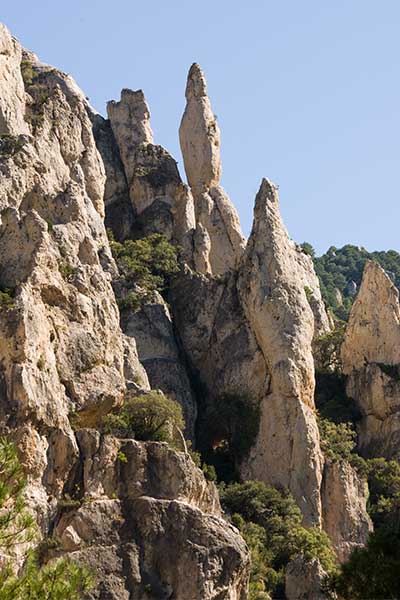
[0,30,151,526]
[77,432,220,514]
[92,114,134,242]
[54,434,250,599]
[342,261,400,370]
[238,178,324,526]
[0,24,29,135]
[322,460,372,562]
[179,63,221,192]
[285,557,327,600]
[57,496,250,600]
[106,89,196,262]
[342,261,400,457]
[179,64,245,275]
[107,89,153,182]
[120,293,197,438]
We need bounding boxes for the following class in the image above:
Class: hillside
[301,243,400,320]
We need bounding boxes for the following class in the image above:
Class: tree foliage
[103,391,184,444]
[109,232,180,294]
[220,481,336,598]
[0,437,93,600]
[329,527,400,599]
[301,243,400,321]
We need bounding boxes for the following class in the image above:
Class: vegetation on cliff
[301,243,400,320]
[0,438,92,599]
[220,481,336,599]
[103,391,184,445]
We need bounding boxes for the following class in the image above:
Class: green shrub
[202,463,217,482]
[108,232,179,294]
[318,417,356,463]
[328,527,400,599]
[20,59,35,86]
[0,289,14,311]
[103,391,184,444]
[117,291,141,313]
[0,437,93,599]
[220,481,336,598]
[314,326,345,373]
[366,458,400,528]
[58,260,76,282]
[117,450,128,463]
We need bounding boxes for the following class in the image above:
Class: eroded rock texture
[342,261,400,457]
[0,23,250,599]
[0,20,377,597]
[237,178,325,526]
[54,435,249,599]
[322,460,372,562]
[179,63,246,275]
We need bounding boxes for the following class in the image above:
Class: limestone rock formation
[119,291,197,438]
[237,178,324,526]
[179,63,246,275]
[0,29,141,526]
[342,261,400,457]
[106,87,195,261]
[55,434,250,599]
[322,460,372,562]
[0,23,29,135]
[0,23,251,598]
[285,557,327,600]
[107,89,153,182]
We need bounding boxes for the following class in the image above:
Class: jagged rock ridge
[0,23,250,599]
[0,21,379,599]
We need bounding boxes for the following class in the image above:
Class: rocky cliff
[0,22,378,600]
[0,24,249,599]
[342,260,400,458]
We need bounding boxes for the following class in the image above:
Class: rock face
[322,460,372,562]
[119,292,197,438]
[342,261,400,457]
[55,434,249,599]
[0,24,29,135]
[0,23,251,598]
[285,557,327,600]
[238,178,324,526]
[0,20,379,598]
[179,63,246,275]
[0,31,144,527]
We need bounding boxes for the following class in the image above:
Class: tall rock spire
[179,63,245,276]
[237,178,324,526]
[180,63,221,192]
[342,261,400,458]
[107,89,153,182]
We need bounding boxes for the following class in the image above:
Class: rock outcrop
[0,23,29,135]
[322,460,372,562]
[342,261,400,457]
[0,32,144,529]
[119,292,197,438]
[106,87,195,261]
[179,63,246,275]
[285,557,327,600]
[55,434,249,599]
[238,178,324,526]
[0,23,251,598]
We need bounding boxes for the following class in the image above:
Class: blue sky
[2,1,399,255]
